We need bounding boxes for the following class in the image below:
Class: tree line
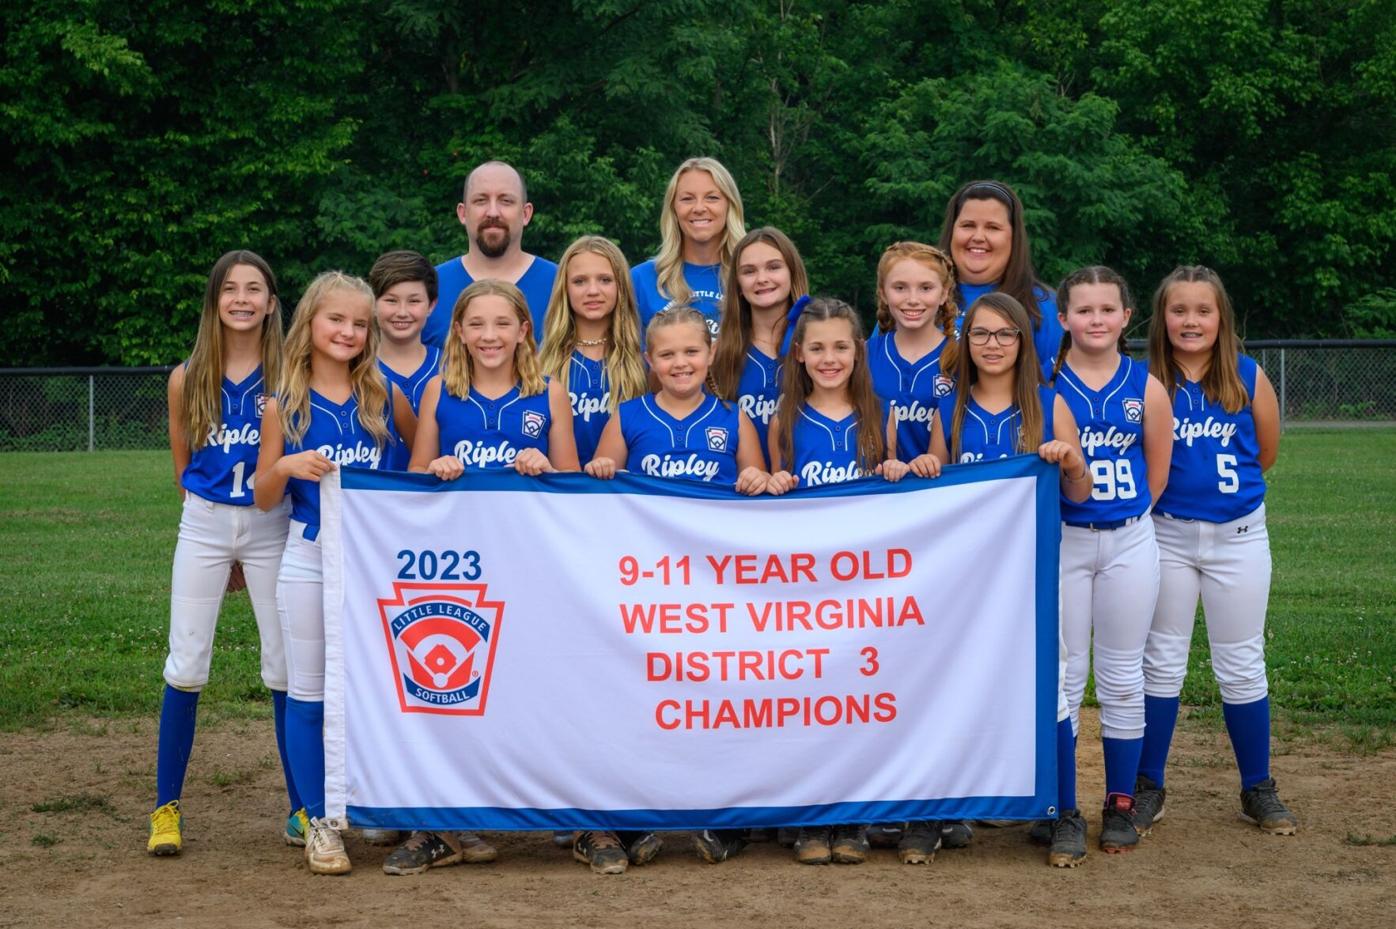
[3,0,1394,366]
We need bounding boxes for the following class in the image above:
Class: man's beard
[474,223,512,258]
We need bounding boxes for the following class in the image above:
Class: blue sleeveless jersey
[286,390,395,538]
[956,282,1063,383]
[567,352,611,465]
[422,256,559,348]
[868,329,953,461]
[1055,356,1153,525]
[1156,354,1265,522]
[937,385,1056,463]
[181,366,267,506]
[619,393,741,485]
[736,348,780,463]
[436,379,552,471]
[631,259,723,336]
[379,348,440,470]
[791,404,866,487]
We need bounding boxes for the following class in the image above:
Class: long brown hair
[873,241,960,374]
[948,293,1045,461]
[1148,266,1248,413]
[441,279,547,399]
[278,272,389,447]
[776,298,885,473]
[712,227,810,399]
[183,250,282,448]
[538,236,647,408]
[1051,265,1134,384]
[937,179,1048,328]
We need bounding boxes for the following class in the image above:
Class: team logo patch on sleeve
[377,583,504,716]
[705,426,729,453]
[934,374,955,398]
[521,410,546,438]
[1122,398,1144,423]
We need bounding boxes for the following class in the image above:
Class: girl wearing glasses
[928,292,1092,868]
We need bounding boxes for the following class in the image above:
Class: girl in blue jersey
[410,279,578,481]
[370,251,439,474]
[538,236,648,468]
[710,227,811,467]
[587,306,768,494]
[148,251,299,858]
[631,157,748,335]
[763,297,908,866]
[925,292,1092,867]
[255,271,415,875]
[1050,266,1172,855]
[867,242,959,472]
[1135,266,1295,837]
[937,179,1064,381]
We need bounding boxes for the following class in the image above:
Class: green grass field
[1,433,1393,739]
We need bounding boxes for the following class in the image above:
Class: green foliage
[2,0,1393,364]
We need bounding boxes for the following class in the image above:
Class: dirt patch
[2,710,1391,929]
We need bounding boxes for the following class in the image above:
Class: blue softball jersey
[567,351,611,466]
[1155,354,1265,522]
[421,256,559,349]
[936,385,1057,463]
[1055,356,1153,525]
[378,348,440,470]
[790,404,867,487]
[868,328,953,461]
[956,282,1063,383]
[181,365,267,506]
[436,379,553,471]
[286,390,397,538]
[618,393,741,486]
[736,348,780,462]
[631,259,723,336]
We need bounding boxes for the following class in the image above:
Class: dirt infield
[3,709,1392,929]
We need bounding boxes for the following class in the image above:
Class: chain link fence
[2,341,1394,452]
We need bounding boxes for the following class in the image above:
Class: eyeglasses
[967,327,1021,346]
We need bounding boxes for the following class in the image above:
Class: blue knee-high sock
[1056,719,1077,812]
[1138,695,1181,786]
[1102,736,1143,799]
[156,685,201,807]
[285,696,326,819]
[272,690,302,813]
[1222,697,1272,789]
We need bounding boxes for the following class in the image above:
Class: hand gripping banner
[321,456,1061,831]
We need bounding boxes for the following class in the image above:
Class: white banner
[321,457,1060,830]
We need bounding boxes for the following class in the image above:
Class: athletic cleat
[693,828,747,863]
[794,826,832,864]
[574,831,629,874]
[941,820,973,848]
[381,830,487,875]
[867,823,902,848]
[551,830,574,848]
[304,817,351,875]
[1239,778,1298,835]
[284,807,310,847]
[1047,809,1088,868]
[898,821,941,864]
[1099,794,1139,853]
[359,827,404,846]
[147,800,183,856]
[1027,819,1053,845]
[830,824,869,864]
[621,831,663,865]
[457,831,499,862]
[1132,774,1166,836]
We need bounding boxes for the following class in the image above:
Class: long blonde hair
[948,293,1044,461]
[712,227,810,400]
[874,241,960,373]
[183,250,282,448]
[538,236,647,408]
[776,298,885,473]
[1148,266,1248,413]
[442,279,547,399]
[654,157,747,309]
[278,272,389,447]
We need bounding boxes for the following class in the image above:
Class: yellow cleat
[147,800,183,856]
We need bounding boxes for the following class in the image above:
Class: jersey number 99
[1090,458,1137,501]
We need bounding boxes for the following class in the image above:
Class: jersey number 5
[1216,454,1239,494]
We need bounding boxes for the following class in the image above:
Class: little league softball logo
[705,426,729,453]
[521,410,545,439]
[1122,398,1144,423]
[378,583,504,715]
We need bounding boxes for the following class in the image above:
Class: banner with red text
[321,457,1060,830]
